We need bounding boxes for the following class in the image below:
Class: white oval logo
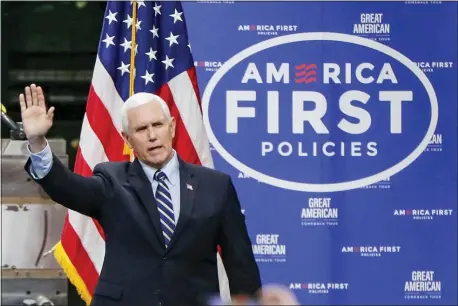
[202,32,438,192]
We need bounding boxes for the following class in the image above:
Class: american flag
[53,1,230,304]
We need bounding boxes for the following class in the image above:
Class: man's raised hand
[19,84,54,152]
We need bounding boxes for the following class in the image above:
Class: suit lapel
[125,159,165,251]
[166,159,197,252]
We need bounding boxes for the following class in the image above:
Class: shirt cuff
[27,140,53,179]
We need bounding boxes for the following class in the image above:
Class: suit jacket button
[154,289,160,295]
[163,257,168,263]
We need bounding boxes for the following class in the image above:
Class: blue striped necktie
[154,170,175,248]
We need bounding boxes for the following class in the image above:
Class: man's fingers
[25,86,32,108]
[37,86,46,107]
[19,94,27,112]
[47,106,55,119]
[31,84,38,106]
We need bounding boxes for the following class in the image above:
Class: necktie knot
[154,170,167,182]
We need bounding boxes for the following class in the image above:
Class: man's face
[122,101,176,169]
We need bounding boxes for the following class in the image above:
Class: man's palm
[22,105,53,139]
[19,84,55,140]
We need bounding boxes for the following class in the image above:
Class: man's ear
[170,117,176,138]
[121,131,132,149]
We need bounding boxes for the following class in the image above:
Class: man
[20,84,261,306]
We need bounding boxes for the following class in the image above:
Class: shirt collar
[138,149,179,187]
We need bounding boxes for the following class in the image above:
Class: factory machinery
[1,104,69,306]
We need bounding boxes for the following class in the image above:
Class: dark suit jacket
[25,154,261,306]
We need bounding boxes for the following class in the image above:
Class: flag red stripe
[74,147,92,175]
[187,67,202,109]
[85,87,127,162]
[155,83,202,166]
[73,147,106,240]
[61,219,99,295]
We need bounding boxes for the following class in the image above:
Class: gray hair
[121,92,171,133]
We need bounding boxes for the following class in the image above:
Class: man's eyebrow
[134,120,164,128]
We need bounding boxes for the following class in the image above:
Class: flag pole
[123,0,137,162]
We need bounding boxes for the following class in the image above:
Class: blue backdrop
[183,1,457,305]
